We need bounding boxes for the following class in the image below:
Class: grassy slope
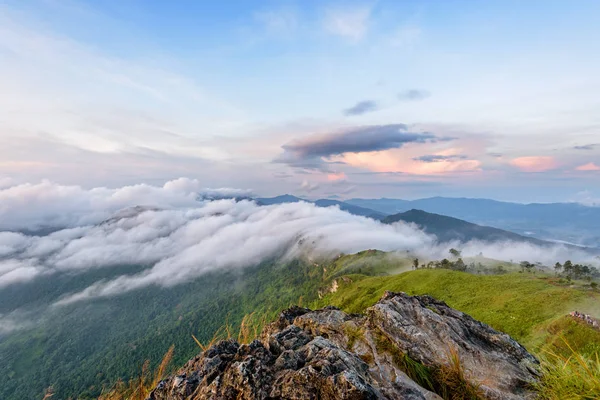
[313,269,599,352]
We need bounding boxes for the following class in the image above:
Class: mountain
[383,209,550,245]
[348,197,600,247]
[255,194,305,205]
[345,197,412,214]
[313,199,387,219]
[256,195,386,219]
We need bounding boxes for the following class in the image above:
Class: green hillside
[313,268,599,351]
[0,259,325,400]
[4,250,599,399]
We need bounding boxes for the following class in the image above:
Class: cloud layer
[0,179,596,310]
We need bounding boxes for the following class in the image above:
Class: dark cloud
[277,124,443,170]
[398,89,430,101]
[413,154,468,163]
[574,144,597,150]
[343,100,378,116]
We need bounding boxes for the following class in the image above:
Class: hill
[313,199,387,219]
[383,209,549,245]
[255,194,305,205]
[256,195,386,219]
[347,197,600,247]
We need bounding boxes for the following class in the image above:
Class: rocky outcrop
[148,292,539,400]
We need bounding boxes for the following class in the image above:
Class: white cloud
[300,180,320,193]
[323,5,372,40]
[0,178,251,230]
[0,179,594,308]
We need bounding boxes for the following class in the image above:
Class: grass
[313,269,591,349]
[544,316,600,358]
[98,345,174,400]
[372,328,482,399]
[536,343,600,399]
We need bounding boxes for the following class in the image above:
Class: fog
[0,179,595,307]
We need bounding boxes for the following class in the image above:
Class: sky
[1,0,600,202]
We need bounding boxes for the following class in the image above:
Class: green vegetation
[536,345,600,399]
[0,259,325,400]
[312,254,600,399]
[2,249,599,399]
[313,268,593,349]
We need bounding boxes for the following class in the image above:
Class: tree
[563,260,573,276]
[554,262,562,276]
[449,248,461,258]
[453,258,466,272]
[412,258,419,270]
[520,261,534,273]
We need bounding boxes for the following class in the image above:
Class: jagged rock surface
[148,292,539,400]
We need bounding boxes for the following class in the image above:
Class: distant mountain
[383,209,551,246]
[256,195,385,219]
[348,197,600,247]
[313,199,387,220]
[345,198,411,215]
[256,194,305,205]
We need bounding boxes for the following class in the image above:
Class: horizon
[2,0,600,203]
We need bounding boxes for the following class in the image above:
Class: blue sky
[1,0,599,202]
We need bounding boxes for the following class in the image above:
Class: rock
[147,292,539,400]
[369,291,540,400]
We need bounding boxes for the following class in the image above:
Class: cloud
[0,312,31,334]
[398,89,431,101]
[45,201,436,305]
[0,178,251,231]
[576,162,600,171]
[327,172,347,181]
[323,5,372,40]
[278,124,440,170]
[413,154,469,163]
[0,179,594,309]
[343,100,378,116]
[300,180,320,192]
[339,151,481,175]
[572,190,600,206]
[574,144,597,150]
[510,156,558,172]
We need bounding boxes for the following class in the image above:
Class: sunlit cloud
[510,156,558,172]
[575,162,600,171]
[327,172,347,181]
[334,149,481,175]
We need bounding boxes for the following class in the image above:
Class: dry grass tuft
[536,338,600,399]
[98,345,174,400]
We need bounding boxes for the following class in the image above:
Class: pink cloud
[333,149,481,175]
[575,162,600,171]
[327,172,347,181]
[510,156,558,172]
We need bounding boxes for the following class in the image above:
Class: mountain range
[257,195,600,248]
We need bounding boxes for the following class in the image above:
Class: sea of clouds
[0,178,595,309]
